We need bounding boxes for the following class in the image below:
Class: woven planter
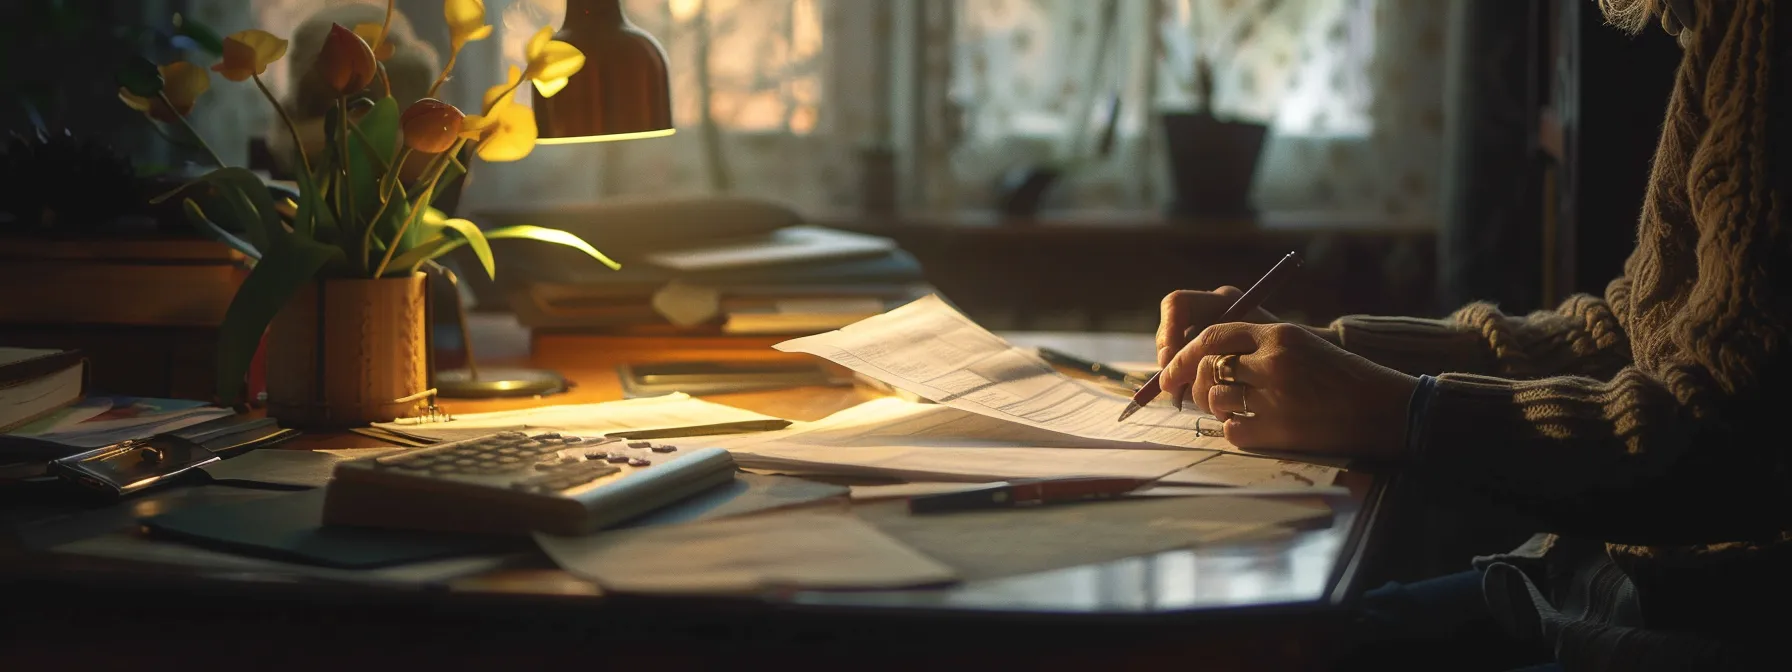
[264,272,432,428]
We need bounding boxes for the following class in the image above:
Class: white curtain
[211,0,1447,225]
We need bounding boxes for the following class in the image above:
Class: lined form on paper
[774,294,1238,452]
[711,398,1218,482]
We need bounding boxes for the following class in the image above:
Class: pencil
[1116,251,1303,422]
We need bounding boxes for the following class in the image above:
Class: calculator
[322,431,736,536]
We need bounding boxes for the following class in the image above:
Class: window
[219,0,1445,224]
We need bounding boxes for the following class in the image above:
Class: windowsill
[811,209,1434,237]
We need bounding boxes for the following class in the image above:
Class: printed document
[712,398,1215,482]
[775,295,1235,452]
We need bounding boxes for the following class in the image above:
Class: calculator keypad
[365,434,692,493]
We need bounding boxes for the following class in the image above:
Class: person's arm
[1410,352,1789,546]
[1327,281,1633,380]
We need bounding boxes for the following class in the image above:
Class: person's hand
[1159,322,1419,459]
[1155,287,1337,368]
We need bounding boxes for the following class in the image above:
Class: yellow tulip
[315,23,378,96]
[523,26,585,98]
[118,61,210,123]
[460,65,523,140]
[445,0,494,51]
[212,29,288,82]
[472,102,537,162]
[401,98,465,154]
[351,23,396,61]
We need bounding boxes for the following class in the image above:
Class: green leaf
[172,12,225,56]
[486,226,622,271]
[182,199,262,260]
[213,237,346,405]
[118,56,163,96]
[348,97,401,224]
[435,218,496,279]
[202,167,282,253]
[384,236,463,276]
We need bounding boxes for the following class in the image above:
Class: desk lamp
[434,0,675,398]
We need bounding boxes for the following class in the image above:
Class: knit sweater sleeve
[1411,0,1792,546]
[1326,286,1633,379]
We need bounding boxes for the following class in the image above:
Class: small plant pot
[1160,112,1268,218]
[264,273,432,428]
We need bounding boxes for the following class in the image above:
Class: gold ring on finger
[1215,354,1240,385]
[1230,387,1257,419]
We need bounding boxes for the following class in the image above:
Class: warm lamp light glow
[533,128,677,145]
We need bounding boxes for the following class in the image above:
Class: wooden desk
[1,320,1388,668]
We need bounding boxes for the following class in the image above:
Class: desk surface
[2,317,1385,662]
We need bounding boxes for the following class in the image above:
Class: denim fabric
[1330,570,1558,672]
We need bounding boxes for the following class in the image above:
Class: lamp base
[435,367,567,398]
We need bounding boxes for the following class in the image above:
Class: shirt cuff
[1406,374,1438,457]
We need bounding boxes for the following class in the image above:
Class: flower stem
[425,47,461,101]
[158,93,228,168]
[362,146,415,270]
[372,139,463,278]
[338,97,358,248]
[253,74,312,175]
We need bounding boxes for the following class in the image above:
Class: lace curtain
[206,0,1447,225]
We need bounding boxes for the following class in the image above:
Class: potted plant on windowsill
[127,0,618,428]
[1157,0,1284,219]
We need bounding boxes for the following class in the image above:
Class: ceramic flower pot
[264,272,431,428]
[1161,111,1268,218]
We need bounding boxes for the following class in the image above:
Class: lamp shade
[532,0,674,144]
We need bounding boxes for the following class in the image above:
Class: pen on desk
[1037,347,1149,386]
[907,477,1154,514]
[605,418,793,439]
[1116,251,1303,422]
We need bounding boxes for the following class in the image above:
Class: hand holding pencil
[1127,251,1422,460]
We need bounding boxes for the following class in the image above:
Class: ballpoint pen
[907,477,1154,514]
[1116,251,1303,422]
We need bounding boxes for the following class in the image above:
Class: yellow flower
[211,29,288,82]
[445,0,494,51]
[523,26,585,98]
[351,23,395,61]
[460,65,522,139]
[472,101,537,162]
[401,98,465,154]
[315,23,378,96]
[118,61,210,123]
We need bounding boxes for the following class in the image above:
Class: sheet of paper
[534,511,957,594]
[1157,454,1342,488]
[21,396,233,448]
[712,398,1217,482]
[372,392,786,443]
[775,295,1238,452]
[853,495,1334,581]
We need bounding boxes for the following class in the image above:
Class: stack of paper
[10,396,233,448]
[712,398,1217,482]
[370,393,790,443]
[773,294,1237,452]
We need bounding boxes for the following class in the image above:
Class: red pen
[1117,251,1303,422]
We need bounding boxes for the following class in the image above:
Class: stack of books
[479,197,931,337]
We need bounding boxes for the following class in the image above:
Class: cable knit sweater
[1330,0,1791,661]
